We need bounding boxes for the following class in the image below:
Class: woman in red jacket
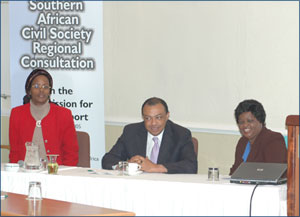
[9,69,79,166]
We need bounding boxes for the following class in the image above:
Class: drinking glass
[40,158,47,171]
[118,161,128,175]
[27,181,42,200]
[47,154,59,174]
[28,199,42,216]
[208,167,219,181]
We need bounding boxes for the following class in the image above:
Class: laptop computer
[230,162,287,185]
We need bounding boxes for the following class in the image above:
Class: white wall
[1,1,10,116]
[1,1,299,132]
[103,1,299,134]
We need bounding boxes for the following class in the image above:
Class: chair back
[1,145,10,163]
[1,145,10,150]
[286,115,299,216]
[76,131,90,168]
[192,137,198,158]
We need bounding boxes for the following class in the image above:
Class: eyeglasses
[32,84,51,90]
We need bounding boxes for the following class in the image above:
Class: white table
[1,166,287,216]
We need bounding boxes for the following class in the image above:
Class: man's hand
[129,155,167,173]
[129,155,144,164]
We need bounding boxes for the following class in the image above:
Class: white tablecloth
[1,166,287,216]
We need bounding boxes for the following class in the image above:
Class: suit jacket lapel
[157,121,173,163]
[247,127,266,161]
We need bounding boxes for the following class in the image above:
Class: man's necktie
[150,137,159,164]
[242,141,251,162]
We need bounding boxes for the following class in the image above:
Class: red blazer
[229,127,287,175]
[9,103,79,166]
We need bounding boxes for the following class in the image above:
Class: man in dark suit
[102,97,197,174]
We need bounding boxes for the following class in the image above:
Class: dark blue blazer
[102,120,197,174]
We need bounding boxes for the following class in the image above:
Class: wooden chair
[285,115,299,216]
[1,133,91,167]
[1,145,10,163]
[1,145,10,150]
[192,137,198,158]
[76,131,91,168]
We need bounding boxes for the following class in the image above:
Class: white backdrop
[104,1,299,134]
[3,1,299,137]
[9,1,105,168]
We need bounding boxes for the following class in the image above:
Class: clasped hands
[128,155,167,173]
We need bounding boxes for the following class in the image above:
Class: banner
[9,1,105,168]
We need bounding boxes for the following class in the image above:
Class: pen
[1,194,8,199]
